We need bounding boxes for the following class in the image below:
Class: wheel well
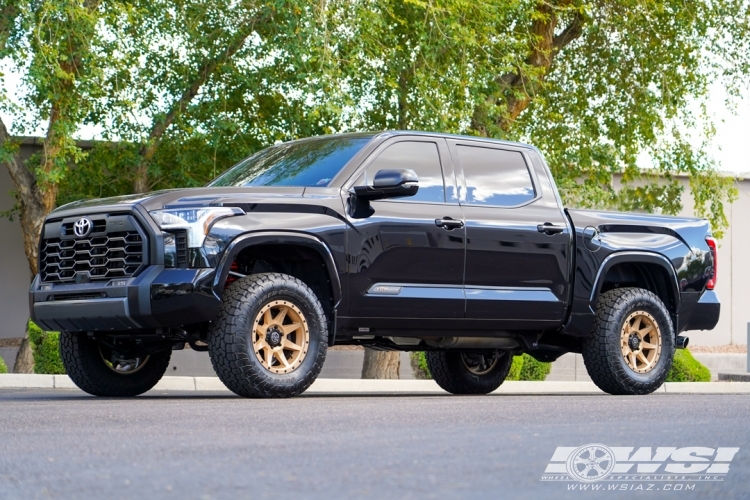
[231,243,335,324]
[599,262,677,317]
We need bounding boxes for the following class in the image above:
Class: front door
[346,137,466,319]
[447,139,571,327]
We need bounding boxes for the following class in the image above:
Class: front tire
[426,351,513,395]
[60,333,171,397]
[208,273,328,398]
[582,287,675,395]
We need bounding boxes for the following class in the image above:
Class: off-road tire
[426,351,513,395]
[208,273,328,398]
[60,333,171,397]
[582,287,675,395]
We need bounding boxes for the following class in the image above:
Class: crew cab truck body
[30,131,720,397]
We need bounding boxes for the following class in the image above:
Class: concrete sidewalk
[2,374,750,394]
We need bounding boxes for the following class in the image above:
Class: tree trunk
[397,70,409,129]
[361,348,400,379]
[131,19,262,194]
[18,199,48,276]
[13,335,34,374]
[471,4,586,136]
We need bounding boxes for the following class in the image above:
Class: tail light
[705,236,717,290]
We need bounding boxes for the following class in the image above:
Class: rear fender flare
[590,251,680,314]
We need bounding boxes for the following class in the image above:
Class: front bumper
[30,266,221,332]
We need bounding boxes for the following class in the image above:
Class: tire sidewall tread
[426,351,513,395]
[60,333,171,397]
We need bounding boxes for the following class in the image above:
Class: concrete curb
[2,374,750,394]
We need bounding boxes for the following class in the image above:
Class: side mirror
[353,169,419,201]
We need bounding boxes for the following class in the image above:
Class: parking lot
[1,389,748,499]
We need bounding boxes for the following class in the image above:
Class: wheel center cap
[266,328,282,347]
[628,334,641,351]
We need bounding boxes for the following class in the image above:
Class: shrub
[27,321,66,375]
[409,352,432,379]
[518,354,552,381]
[410,352,550,381]
[507,354,551,381]
[666,349,711,382]
[0,355,7,374]
[507,355,523,380]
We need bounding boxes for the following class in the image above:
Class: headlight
[149,207,245,248]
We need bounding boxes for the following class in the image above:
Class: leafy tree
[0,0,328,371]
[90,0,338,193]
[0,0,111,372]
[1,0,105,276]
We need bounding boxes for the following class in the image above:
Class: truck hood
[52,187,308,216]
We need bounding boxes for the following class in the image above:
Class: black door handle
[435,217,464,230]
[537,223,565,235]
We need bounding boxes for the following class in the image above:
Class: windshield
[209,136,371,188]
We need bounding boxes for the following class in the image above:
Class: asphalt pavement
[0,389,748,499]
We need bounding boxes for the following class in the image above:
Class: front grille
[40,213,148,284]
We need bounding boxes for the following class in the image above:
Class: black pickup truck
[30,131,720,397]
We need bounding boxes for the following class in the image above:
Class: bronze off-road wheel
[582,287,675,395]
[208,273,328,398]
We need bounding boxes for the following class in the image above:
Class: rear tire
[60,333,171,397]
[582,287,675,395]
[426,351,513,395]
[208,273,328,398]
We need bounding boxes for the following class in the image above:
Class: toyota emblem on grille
[73,217,92,238]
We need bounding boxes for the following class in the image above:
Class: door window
[457,146,535,207]
[365,141,446,203]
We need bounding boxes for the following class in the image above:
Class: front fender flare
[212,231,342,307]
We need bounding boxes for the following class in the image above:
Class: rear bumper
[30,266,221,332]
[678,289,720,332]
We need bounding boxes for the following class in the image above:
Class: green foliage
[667,349,711,382]
[0,355,7,374]
[27,321,65,375]
[508,355,523,381]
[409,352,432,380]
[518,354,552,381]
[507,354,552,381]
[0,0,109,191]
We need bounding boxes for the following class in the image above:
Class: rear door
[447,140,571,327]
[345,136,466,319]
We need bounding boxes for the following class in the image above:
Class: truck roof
[284,130,536,151]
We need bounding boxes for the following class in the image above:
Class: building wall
[0,167,32,347]
[678,177,750,346]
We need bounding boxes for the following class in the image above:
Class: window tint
[209,136,369,187]
[365,141,445,203]
[457,146,535,207]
